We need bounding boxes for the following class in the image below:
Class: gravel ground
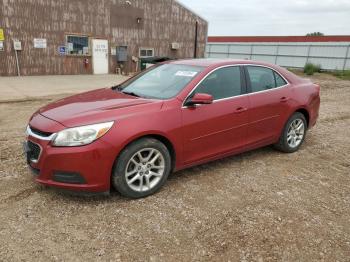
[0,74,349,261]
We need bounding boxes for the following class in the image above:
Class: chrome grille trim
[26,125,56,141]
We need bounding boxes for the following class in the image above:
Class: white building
[206,36,350,71]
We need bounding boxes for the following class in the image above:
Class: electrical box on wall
[171,42,180,50]
[116,46,128,62]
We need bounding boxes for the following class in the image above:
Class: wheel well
[296,108,310,128]
[147,135,176,172]
[120,134,176,172]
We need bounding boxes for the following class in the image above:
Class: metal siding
[207,41,350,70]
[277,56,308,68]
[0,0,208,76]
[253,45,277,55]
[251,54,276,64]
[228,44,251,54]
[228,53,250,60]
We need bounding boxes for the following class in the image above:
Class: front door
[92,39,109,74]
[182,66,249,164]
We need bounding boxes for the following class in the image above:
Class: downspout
[194,21,198,58]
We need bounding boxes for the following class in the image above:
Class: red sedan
[24,59,320,198]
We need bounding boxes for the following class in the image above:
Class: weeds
[304,63,321,75]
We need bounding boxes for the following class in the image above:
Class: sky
[177,0,350,36]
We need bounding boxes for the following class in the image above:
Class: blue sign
[58,46,66,55]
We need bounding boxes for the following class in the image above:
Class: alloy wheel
[125,148,165,192]
[287,119,305,148]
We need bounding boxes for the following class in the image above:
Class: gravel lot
[0,73,349,261]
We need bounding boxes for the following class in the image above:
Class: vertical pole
[275,45,280,64]
[208,44,212,58]
[194,21,198,58]
[227,44,230,58]
[343,45,350,71]
[15,50,20,76]
[250,44,253,60]
[306,44,311,64]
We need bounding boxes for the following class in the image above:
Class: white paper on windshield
[175,71,198,77]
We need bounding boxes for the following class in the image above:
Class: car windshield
[116,64,204,99]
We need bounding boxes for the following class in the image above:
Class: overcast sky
[177,0,350,36]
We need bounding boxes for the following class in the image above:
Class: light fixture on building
[137,17,142,24]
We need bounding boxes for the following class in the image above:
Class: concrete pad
[0,74,129,102]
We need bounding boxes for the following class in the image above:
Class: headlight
[52,121,114,147]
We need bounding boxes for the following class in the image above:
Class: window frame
[139,47,155,58]
[65,34,91,56]
[183,65,247,107]
[244,65,289,94]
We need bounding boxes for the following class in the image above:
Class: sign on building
[34,38,47,48]
[58,46,66,55]
[13,40,22,51]
[0,28,4,41]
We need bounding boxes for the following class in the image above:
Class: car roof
[169,58,273,68]
[168,58,302,84]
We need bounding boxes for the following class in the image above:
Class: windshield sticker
[175,71,198,77]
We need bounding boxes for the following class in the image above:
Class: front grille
[29,126,53,137]
[27,140,41,161]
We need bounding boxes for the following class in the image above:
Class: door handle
[280,97,290,103]
[235,107,248,114]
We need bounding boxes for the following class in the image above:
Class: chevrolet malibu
[24,59,320,198]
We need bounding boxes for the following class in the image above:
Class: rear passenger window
[274,72,287,87]
[194,66,242,100]
[246,66,288,93]
[246,66,276,92]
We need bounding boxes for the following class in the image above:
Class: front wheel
[274,112,307,153]
[112,138,171,198]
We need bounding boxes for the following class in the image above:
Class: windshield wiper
[121,91,141,98]
[112,84,123,91]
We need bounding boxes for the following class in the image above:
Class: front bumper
[25,135,119,193]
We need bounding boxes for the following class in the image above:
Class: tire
[274,112,307,153]
[112,138,171,198]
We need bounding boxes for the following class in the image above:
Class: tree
[306,32,325,36]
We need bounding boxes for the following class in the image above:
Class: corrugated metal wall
[206,42,350,70]
[0,0,208,76]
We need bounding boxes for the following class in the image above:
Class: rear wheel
[112,138,171,198]
[274,112,307,153]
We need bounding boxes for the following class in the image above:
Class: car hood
[39,88,161,127]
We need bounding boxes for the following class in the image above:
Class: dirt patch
[0,75,349,261]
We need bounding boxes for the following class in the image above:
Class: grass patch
[332,70,350,80]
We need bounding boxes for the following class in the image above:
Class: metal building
[206,36,350,71]
[0,0,208,76]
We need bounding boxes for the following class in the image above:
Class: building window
[139,48,154,58]
[66,35,90,55]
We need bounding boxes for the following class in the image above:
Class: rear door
[244,65,291,146]
[181,66,250,164]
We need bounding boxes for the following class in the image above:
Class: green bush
[304,63,321,75]
[333,70,350,80]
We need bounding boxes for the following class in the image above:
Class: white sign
[67,42,73,51]
[175,71,198,77]
[111,47,116,56]
[83,46,89,55]
[0,41,4,51]
[34,38,47,48]
[13,40,22,51]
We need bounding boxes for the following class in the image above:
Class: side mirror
[185,93,213,107]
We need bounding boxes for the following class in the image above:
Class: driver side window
[192,66,242,100]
